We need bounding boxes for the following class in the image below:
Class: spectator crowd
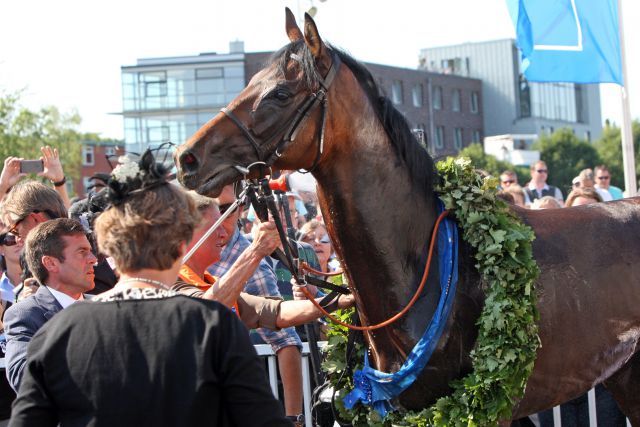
[0,147,351,426]
[0,147,631,426]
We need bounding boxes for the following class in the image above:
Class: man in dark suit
[4,219,96,392]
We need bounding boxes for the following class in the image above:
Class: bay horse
[176,9,640,423]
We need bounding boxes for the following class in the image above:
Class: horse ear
[303,12,328,62]
[285,7,303,42]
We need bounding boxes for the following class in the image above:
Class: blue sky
[1,0,637,140]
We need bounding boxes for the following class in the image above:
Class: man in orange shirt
[172,191,353,331]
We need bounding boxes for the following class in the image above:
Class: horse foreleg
[603,351,640,426]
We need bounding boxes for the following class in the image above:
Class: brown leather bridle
[220,51,342,173]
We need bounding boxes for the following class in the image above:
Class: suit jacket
[4,286,63,392]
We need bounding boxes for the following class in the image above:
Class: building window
[196,68,224,79]
[575,84,585,123]
[435,126,445,149]
[147,126,170,143]
[470,91,479,114]
[433,86,443,110]
[518,75,531,118]
[82,146,94,166]
[82,177,92,195]
[585,130,591,142]
[140,71,167,98]
[391,80,403,105]
[105,147,116,157]
[452,89,461,112]
[472,130,481,143]
[412,84,423,107]
[454,128,464,150]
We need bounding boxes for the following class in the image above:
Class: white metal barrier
[547,388,631,427]
[254,343,632,427]
[254,341,326,427]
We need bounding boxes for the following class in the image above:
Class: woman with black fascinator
[10,151,290,427]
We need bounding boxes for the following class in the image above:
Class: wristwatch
[286,413,304,426]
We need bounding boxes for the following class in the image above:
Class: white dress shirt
[46,286,84,309]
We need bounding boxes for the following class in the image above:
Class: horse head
[176,8,339,196]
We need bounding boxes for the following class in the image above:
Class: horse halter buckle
[220,51,341,173]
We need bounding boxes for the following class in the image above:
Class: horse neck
[312,102,438,368]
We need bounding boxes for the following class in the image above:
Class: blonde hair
[1,180,67,224]
[565,187,602,207]
[95,183,201,272]
[531,196,562,210]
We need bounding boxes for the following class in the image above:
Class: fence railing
[254,342,325,427]
[255,343,631,427]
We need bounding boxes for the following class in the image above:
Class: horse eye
[273,89,291,101]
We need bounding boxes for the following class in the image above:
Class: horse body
[514,202,640,417]
[176,9,640,422]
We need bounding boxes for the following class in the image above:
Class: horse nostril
[179,151,200,173]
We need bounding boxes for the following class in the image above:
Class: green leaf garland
[323,157,541,426]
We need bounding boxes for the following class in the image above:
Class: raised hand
[0,157,26,195]
[38,146,65,183]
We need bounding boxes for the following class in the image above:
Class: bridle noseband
[220,51,341,173]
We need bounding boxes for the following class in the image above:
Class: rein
[221,52,341,172]
[296,209,450,331]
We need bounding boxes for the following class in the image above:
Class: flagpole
[618,0,636,196]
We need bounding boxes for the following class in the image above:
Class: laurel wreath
[322,157,541,426]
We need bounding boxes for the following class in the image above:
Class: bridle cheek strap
[220,107,263,162]
[219,53,341,171]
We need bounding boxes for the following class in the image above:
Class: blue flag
[506,0,622,85]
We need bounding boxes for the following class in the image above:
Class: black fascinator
[106,147,171,206]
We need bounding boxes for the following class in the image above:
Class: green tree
[533,128,601,192]
[458,143,531,185]
[0,91,83,181]
[593,120,640,189]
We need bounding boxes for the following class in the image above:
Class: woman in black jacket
[9,151,290,427]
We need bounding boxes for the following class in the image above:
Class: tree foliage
[532,128,600,192]
[458,143,529,184]
[593,120,640,189]
[0,91,84,181]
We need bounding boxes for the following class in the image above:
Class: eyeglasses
[501,180,515,184]
[597,176,610,180]
[536,169,548,174]
[218,203,238,216]
[0,233,17,247]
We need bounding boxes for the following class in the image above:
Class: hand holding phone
[20,160,44,174]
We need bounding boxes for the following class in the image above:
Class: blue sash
[343,200,459,416]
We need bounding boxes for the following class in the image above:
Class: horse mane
[270,41,437,197]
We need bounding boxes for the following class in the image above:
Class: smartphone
[20,160,44,174]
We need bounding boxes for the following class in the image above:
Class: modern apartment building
[121,42,484,157]
[419,39,602,146]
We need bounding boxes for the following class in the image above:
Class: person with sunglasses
[0,229,20,424]
[594,165,623,200]
[298,220,336,278]
[524,160,564,207]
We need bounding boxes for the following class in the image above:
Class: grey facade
[121,44,484,157]
[419,39,602,143]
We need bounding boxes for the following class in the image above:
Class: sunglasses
[501,180,515,184]
[302,234,331,244]
[218,203,238,216]
[536,169,548,174]
[597,176,610,180]
[0,233,17,247]
[8,209,58,238]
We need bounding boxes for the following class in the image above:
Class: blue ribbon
[343,200,459,417]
